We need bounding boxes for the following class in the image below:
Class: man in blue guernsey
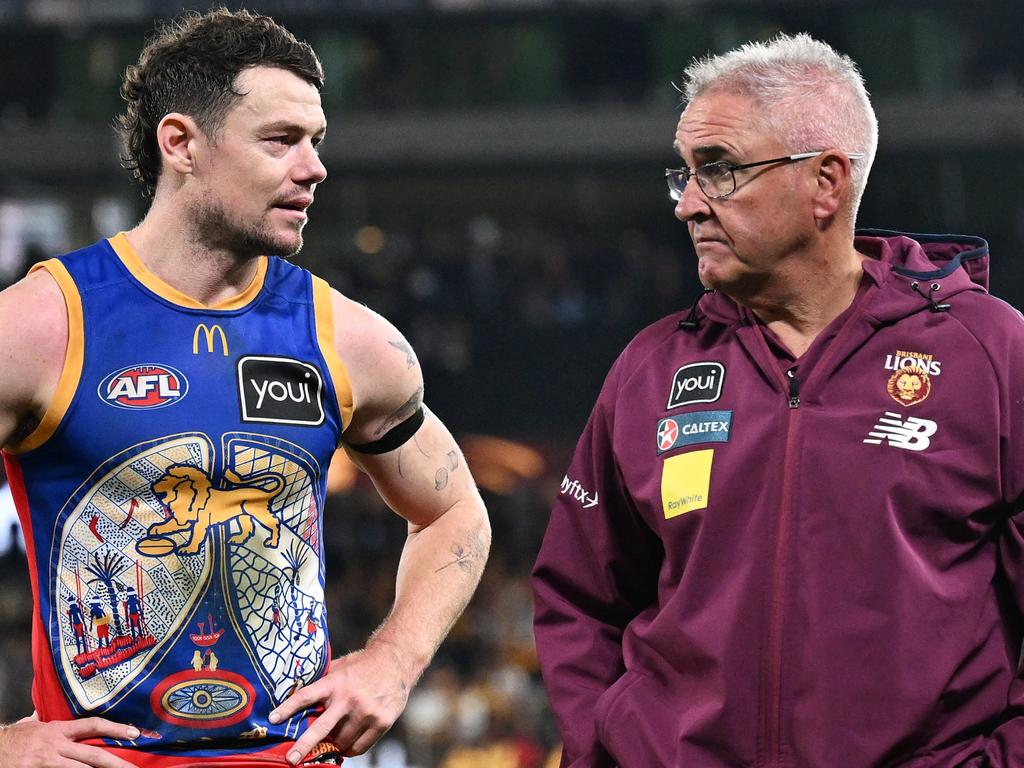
[0,9,490,767]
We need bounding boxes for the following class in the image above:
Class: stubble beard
[192,195,305,259]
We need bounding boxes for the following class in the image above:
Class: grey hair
[682,33,878,219]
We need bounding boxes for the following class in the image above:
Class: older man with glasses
[534,32,1024,768]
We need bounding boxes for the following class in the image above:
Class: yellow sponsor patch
[661,449,714,519]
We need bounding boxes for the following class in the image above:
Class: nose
[674,175,711,223]
[296,141,327,186]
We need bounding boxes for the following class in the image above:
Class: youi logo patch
[667,362,725,409]
[99,364,188,410]
[238,356,325,426]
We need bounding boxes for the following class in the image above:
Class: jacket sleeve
[982,311,1024,766]
[532,354,662,768]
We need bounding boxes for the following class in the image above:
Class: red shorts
[100,741,342,766]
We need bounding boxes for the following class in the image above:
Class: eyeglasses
[665,151,865,201]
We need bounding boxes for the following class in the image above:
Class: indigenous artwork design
[49,432,328,716]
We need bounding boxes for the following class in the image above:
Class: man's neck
[124,203,261,308]
[744,244,867,359]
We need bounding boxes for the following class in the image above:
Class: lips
[273,195,313,212]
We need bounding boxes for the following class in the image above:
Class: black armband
[345,406,425,455]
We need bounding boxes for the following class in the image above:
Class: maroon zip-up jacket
[533,233,1024,767]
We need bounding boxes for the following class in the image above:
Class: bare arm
[0,272,140,766]
[269,291,490,762]
[0,270,67,449]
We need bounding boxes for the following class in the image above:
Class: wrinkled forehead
[673,89,776,162]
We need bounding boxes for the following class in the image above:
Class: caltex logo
[657,418,680,451]
[98,364,189,410]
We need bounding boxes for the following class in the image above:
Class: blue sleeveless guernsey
[2,233,353,766]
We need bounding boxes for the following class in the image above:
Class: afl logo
[98,364,189,410]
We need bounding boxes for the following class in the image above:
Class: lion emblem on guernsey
[139,465,286,556]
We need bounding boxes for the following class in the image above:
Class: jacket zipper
[765,365,800,766]
[786,367,800,408]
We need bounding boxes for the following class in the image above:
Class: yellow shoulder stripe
[311,276,355,432]
[10,260,84,454]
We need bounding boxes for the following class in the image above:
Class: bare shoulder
[0,268,69,448]
[329,289,423,445]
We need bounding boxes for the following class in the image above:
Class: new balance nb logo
[864,411,937,451]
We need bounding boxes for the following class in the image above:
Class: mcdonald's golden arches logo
[192,324,229,356]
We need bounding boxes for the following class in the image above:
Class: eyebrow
[259,120,327,139]
[671,141,735,164]
[690,145,732,162]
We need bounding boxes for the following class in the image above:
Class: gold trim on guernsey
[311,276,355,431]
[108,232,267,311]
[9,260,84,454]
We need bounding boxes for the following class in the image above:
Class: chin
[193,200,305,258]
[269,232,304,258]
[272,220,308,257]
[696,265,727,291]
[240,224,304,258]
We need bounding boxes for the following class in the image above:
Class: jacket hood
[857,228,989,291]
[684,230,990,330]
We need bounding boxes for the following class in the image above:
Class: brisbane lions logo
[886,364,931,407]
[138,465,286,556]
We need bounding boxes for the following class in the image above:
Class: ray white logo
[667,362,725,409]
[99,364,188,410]
[238,356,324,426]
[864,412,937,451]
[560,475,598,508]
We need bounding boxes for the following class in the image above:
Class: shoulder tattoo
[388,340,418,369]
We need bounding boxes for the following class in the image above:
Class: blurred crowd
[315,216,700,438]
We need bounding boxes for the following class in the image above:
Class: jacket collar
[684,230,990,331]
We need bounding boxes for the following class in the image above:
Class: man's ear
[156,112,202,178]
[811,149,855,221]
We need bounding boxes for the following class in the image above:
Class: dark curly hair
[116,8,323,198]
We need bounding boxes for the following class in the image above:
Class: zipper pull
[786,367,800,409]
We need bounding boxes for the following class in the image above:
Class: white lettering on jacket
[560,475,599,508]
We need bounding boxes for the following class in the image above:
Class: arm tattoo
[434,530,488,574]
[388,340,418,369]
[374,386,424,437]
[434,543,472,573]
[434,449,458,490]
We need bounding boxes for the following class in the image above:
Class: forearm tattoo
[434,528,487,574]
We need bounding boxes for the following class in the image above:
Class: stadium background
[0,1,1022,765]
